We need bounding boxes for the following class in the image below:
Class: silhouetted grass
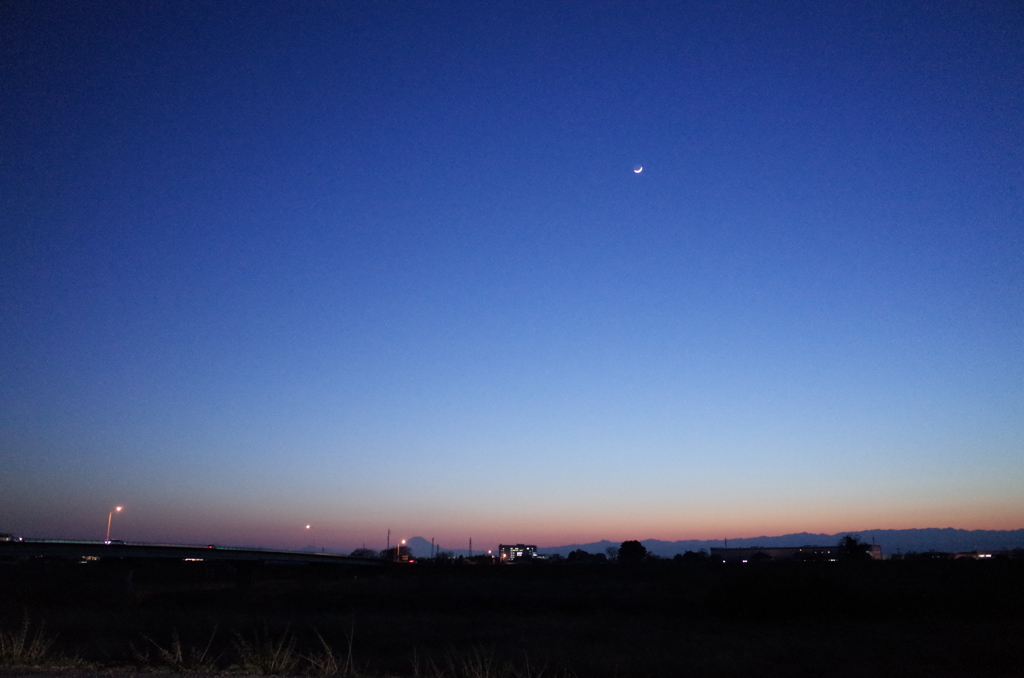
[2,558,1024,676]
[305,619,358,677]
[134,626,219,672]
[232,625,300,675]
[0,612,54,666]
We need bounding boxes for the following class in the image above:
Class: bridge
[0,539,384,567]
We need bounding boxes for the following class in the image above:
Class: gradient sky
[2,0,1022,554]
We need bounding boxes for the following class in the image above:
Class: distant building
[711,544,882,563]
[903,551,953,560]
[498,544,537,562]
[952,549,1024,560]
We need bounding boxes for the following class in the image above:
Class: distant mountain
[537,528,1024,558]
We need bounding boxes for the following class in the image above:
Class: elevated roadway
[0,539,383,567]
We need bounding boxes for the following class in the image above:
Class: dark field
[2,557,1023,677]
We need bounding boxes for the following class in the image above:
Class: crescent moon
[633,165,643,173]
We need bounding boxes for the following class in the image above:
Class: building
[953,549,1022,560]
[498,544,537,562]
[711,544,882,563]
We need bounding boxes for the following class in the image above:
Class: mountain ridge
[536,528,1024,558]
[395,529,1024,558]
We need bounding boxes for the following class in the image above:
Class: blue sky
[2,0,1022,552]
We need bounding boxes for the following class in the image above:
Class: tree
[605,546,619,562]
[567,549,607,564]
[837,534,871,562]
[350,548,377,558]
[618,540,647,565]
[674,549,710,565]
[566,549,590,563]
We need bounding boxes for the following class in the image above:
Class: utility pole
[469,537,472,558]
[431,537,435,558]
[387,529,390,558]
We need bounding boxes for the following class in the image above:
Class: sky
[2,0,1022,554]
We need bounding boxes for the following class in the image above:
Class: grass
[305,619,358,677]
[3,559,1024,676]
[415,648,563,678]
[135,626,219,672]
[2,609,1023,677]
[0,612,55,666]
[232,624,300,675]
[0,612,562,678]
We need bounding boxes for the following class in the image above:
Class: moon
[633,164,643,173]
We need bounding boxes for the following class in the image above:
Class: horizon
[7,522,1023,556]
[3,1,1022,548]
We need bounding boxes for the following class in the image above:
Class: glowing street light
[105,506,122,542]
[306,524,315,552]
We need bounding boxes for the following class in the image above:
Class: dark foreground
[2,556,1023,677]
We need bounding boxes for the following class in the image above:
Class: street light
[105,506,122,542]
[306,524,315,552]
